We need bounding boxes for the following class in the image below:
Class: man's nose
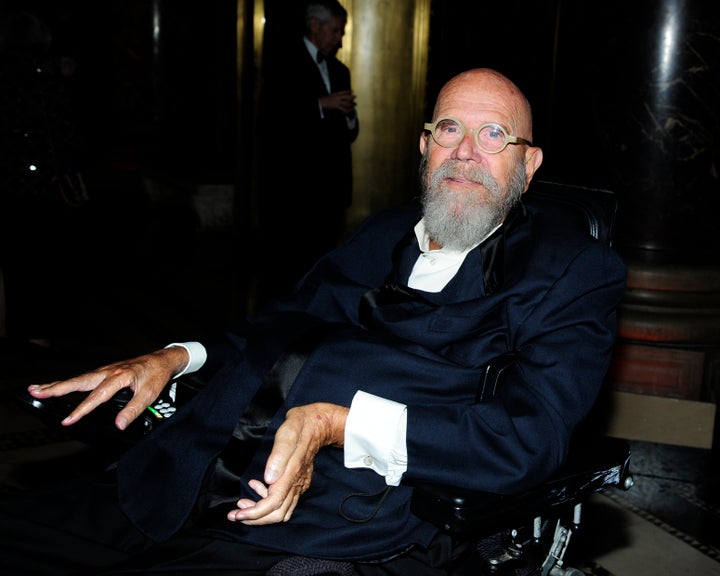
[452,132,481,160]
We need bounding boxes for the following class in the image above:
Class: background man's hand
[319,89,356,116]
[227,402,349,525]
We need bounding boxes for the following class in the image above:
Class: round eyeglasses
[424,117,532,154]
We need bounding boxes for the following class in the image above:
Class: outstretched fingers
[25,347,188,429]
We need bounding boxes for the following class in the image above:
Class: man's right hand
[26,346,189,431]
[320,89,356,116]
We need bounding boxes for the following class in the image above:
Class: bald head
[433,68,534,144]
[418,68,544,251]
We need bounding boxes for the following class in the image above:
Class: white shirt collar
[304,37,321,62]
[408,218,502,293]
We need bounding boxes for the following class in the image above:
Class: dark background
[2,0,719,351]
[4,0,718,242]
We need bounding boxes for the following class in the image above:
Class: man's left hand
[226,402,348,525]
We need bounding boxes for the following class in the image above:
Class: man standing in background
[255,0,358,308]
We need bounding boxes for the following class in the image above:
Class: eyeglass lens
[433,119,509,153]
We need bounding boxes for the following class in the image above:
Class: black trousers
[0,471,477,576]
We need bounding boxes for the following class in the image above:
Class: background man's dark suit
[256,38,359,303]
[117,194,627,562]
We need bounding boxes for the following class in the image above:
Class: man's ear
[419,131,429,155]
[523,147,544,192]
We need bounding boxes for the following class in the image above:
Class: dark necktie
[316,52,325,63]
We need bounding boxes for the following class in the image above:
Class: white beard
[419,156,526,251]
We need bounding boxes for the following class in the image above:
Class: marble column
[343,0,432,229]
[550,0,720,264]
[551,0,720,429]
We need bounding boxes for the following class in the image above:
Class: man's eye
[438,120,460,134]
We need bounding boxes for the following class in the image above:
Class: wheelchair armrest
[410,436,633,538]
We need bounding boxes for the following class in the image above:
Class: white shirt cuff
[164,341,207,378]
[344,390,407,486]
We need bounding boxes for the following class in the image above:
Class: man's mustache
[432,160,498,190]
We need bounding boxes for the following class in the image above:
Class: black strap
[338,486,394,523]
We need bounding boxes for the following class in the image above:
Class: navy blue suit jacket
[117,196,627,561]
